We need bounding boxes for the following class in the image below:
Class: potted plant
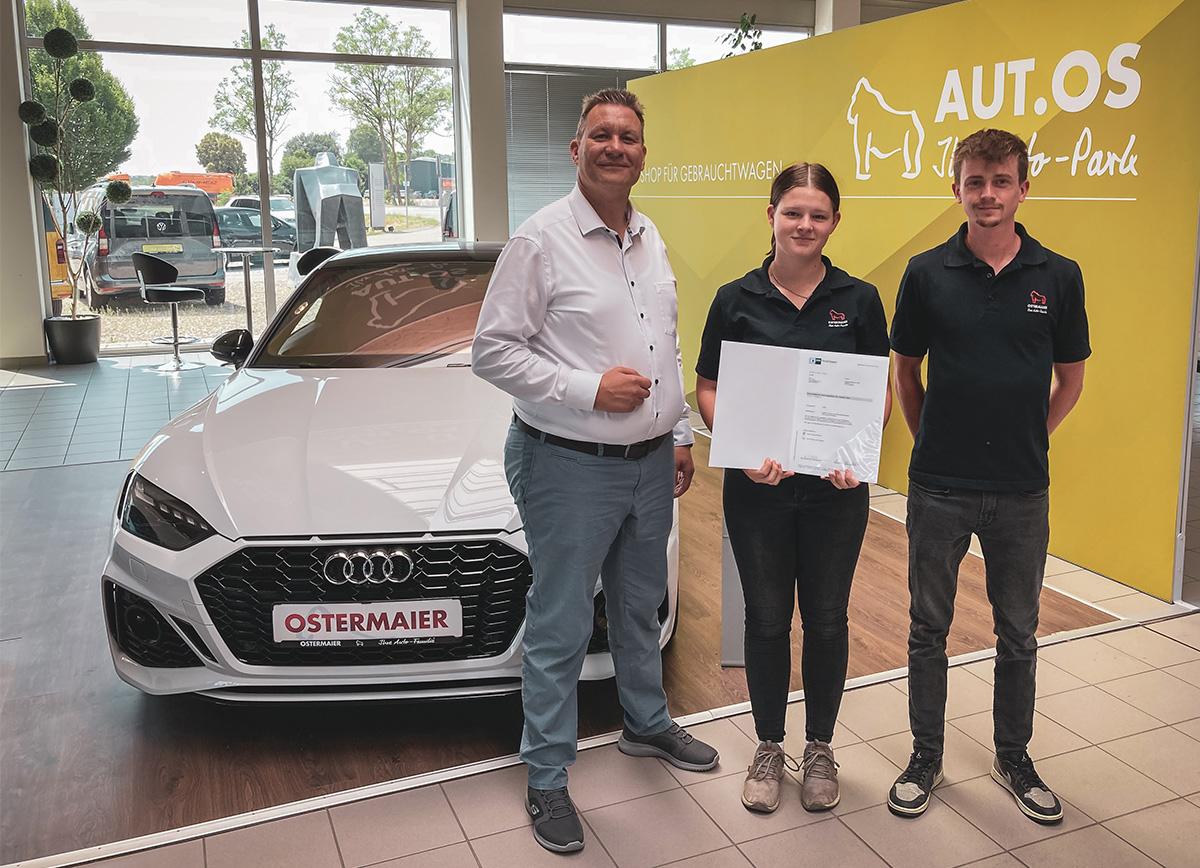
[18,25,130,364]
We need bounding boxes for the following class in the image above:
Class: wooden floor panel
[0,447,1113,864]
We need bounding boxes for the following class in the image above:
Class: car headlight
[120,473,215,550]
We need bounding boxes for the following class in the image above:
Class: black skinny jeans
[723,469,870,744]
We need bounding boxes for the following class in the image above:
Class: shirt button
[630,281,635,286]
[649,345,654,351]
[654,379,659,384]
[640,313,644,318]
[986,272,994,278]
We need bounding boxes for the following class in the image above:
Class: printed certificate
[707,341,890,482]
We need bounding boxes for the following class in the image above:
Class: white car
[226,194,297,226]
[101,243,680,701]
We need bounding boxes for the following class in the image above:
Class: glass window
[24,0,250,49]
[665,23,809,69]
[503,13,657,70]
[259,1,453,59]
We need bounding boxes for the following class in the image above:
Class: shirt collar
[945,222,1048,268]
[741,254,852,297]
[568,185,645,241]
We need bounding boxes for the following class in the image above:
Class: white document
[708,341,889,483]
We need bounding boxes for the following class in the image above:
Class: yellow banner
[631,0,1200,600]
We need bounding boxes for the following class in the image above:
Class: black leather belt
[514,415,669,459]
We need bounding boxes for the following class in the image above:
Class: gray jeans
[905,481,1050,757]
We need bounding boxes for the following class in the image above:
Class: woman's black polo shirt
[696,255,890,383]
[890,223,1091,491]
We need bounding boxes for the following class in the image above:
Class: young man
[887,129,1089,824]
[473,89,717,854]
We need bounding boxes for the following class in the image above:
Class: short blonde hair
[575,89,646,141]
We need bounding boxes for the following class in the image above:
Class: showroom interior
[2,0,1199,867]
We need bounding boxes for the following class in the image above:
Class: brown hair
[952,129,1029,184]
[575,88,646,141]
[768,162,840,256]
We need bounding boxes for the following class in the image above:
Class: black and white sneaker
[526,786,584,852]
[992,752,1063,824]
[887,750,944,817]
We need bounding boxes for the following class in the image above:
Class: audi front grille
[194,539,532,666]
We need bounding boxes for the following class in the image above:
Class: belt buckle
[623,443,635,459]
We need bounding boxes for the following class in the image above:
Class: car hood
[134,366,519,539]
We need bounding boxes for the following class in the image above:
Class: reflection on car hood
[135,367,519,539]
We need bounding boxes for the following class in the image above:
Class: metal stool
[132,252,204,372]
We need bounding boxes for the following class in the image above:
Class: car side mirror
[212,329,254,366]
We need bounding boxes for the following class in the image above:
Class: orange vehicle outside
[154,171,234,200]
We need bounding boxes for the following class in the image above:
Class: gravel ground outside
[87,227,441,351]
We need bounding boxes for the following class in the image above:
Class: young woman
[695,162,890,813]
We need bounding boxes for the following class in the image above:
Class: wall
[629,0,1200,600]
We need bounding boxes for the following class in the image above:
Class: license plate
[142,243,183,254]
[272,600,463,646]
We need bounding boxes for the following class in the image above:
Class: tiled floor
[73,615,1200,868]
[2,356,1199,868]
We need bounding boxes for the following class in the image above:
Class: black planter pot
[44,314,101,365]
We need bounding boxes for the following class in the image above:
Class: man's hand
[595,366,651,413]
[674,446,694,497]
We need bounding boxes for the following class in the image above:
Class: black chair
[132,252,204,372]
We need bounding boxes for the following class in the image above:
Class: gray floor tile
[329,787,465,868]
[4,456,65,470]
[739,817,887,868]
[1100,726,1200,796]
[655,848,752,868]
[586,789,731,868]
[1011,824,1161,868]
[1039,636,1151,683]
[85,840,205,868]
[1036,686,1163,743]
[1036,746,1175,821]
[442,763,531,840]
[470,818,615,868]
[1150,613,1200,651]
[367,841,480,868]
[1096,668,1200,724]
[567,743,682,811]
[205,812,343,868]
[836,682,910,742]
[838,801,1001,868]
[1103,798,1200,868]
[1165,659,1200,687]
[827,741,906,816]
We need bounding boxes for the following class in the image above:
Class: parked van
[71,185,225,307]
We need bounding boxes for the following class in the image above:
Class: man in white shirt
[473,88,718,854]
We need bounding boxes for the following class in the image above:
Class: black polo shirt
[890,222,1090,491]
[696,255,890,383]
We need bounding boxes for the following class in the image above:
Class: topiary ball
[18,100,46,125]
[29,153,59,184]
[75,211,103,234]
[105,180,132,205]
[43,28,78,59]
[68,78,95,102]
[30,119,59,147]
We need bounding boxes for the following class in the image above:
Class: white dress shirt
[473,186,693,448]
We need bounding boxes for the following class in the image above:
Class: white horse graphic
[847,78,925,180]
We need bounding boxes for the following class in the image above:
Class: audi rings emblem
[322,549,414,585]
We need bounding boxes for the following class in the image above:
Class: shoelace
[896,751,939,784]
[542,787,576,819]
[664,722,692,744]
[802,744,839,781]
[748,744,800,780]
[1004,753,1048,792]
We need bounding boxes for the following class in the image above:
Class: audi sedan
[101,243,680,701]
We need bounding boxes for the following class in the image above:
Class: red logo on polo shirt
[828,310,848,327]
[1030,291,1046,304]
[1027,290,1048,315]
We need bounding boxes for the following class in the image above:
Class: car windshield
[269,198,292,210]
[256,258,494,369]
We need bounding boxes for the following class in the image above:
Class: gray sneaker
[741,741,798,812]
[618,721,719,771]
[800,740,840,811]
[526,786,584,852]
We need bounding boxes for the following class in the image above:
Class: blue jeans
[504,421,675,790]
[723,470,869,744]
[905,481,1050,756]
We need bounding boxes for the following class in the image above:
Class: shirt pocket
[655,281,679,336]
